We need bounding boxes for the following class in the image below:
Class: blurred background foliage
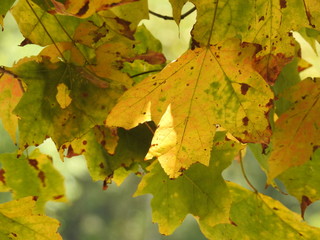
[0,0,319,239]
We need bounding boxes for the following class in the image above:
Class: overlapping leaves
[107,39,273,177]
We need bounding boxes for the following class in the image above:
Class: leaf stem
[206,0,219,47]
[239,150,258,193]
[26,0,67,62]
[149,7,196,21]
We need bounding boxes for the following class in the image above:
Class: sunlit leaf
[0,197,62,240]
[268,78,320,180]
[200,182,320,240]
[135,132,243,235]
[11,0,83,46]
[0,149,66,212]
[107,39,273,177]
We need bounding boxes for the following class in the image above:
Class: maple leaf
[0,197,62,240]
[11,59,127,148]
[107,39,273,178]
[0,73,23,143]
[268,78,320,180]
[11,0,84,46]
[0,149,66,212]
[200,182,320,239]
[134,132,243,235]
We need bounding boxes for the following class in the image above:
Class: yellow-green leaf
[134,132,243,235]
[0,197,62,240]
[268,78,320,180]
[200,182,320,240]
[11,0,83,46]
[107,39,273,178]
[0,149,66,212]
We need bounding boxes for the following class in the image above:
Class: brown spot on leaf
[76,1,89,16]
[259,16,265,21]
[83,140,87,145]
[32,196,39,201]
[10,232,17,238]
[301,195,312,219]
[99,162,105,169]
[280,0,287,8]
[38,171,46,187]
[229,218,238,226]
[242,117,249,126]
[240,83,250,95]
[0,169,5,184]
[28,159,39,170]
[53,195,64,200]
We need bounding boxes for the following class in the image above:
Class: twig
[130,69,161,78]
[149,6,196,21]
[239,150,258,193]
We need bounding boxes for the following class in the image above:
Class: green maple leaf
[134,132,243,235]
[201,182,320,240]
[0,197,62,240]
[11,59,126,148]
[107,39,273,178]
[0,149,66,212]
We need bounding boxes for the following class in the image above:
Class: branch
[149,6,196,21]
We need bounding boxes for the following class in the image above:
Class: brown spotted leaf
[107,39,273,178]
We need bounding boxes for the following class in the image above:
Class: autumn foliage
[1,0,320,239]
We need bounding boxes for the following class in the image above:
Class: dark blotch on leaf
[76,1,89,16]
[240,83,250,95]
[0,169,5,184]
[259,16,265,21]
[28,159,39,170]
[38,171,46,187]
[280,0,287,8]
[10,232,17,238]
[83,140,87,145]
[99,162,105,169]
[242,117,249,126]
[53,195,64,200]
